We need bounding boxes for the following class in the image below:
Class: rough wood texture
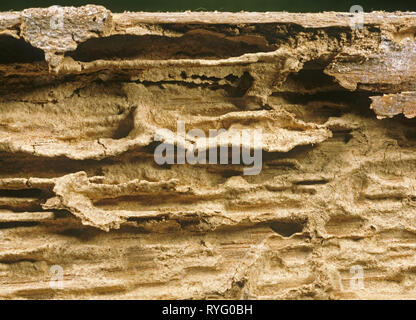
[1,6,416,299]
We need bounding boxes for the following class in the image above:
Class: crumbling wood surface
[1,6,416,299]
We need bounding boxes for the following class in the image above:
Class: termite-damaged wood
[371,92,416,119]
[1,6,416,300]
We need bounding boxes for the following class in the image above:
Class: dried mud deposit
[1,5,416,299]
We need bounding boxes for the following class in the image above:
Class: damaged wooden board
[1,6,416,300]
